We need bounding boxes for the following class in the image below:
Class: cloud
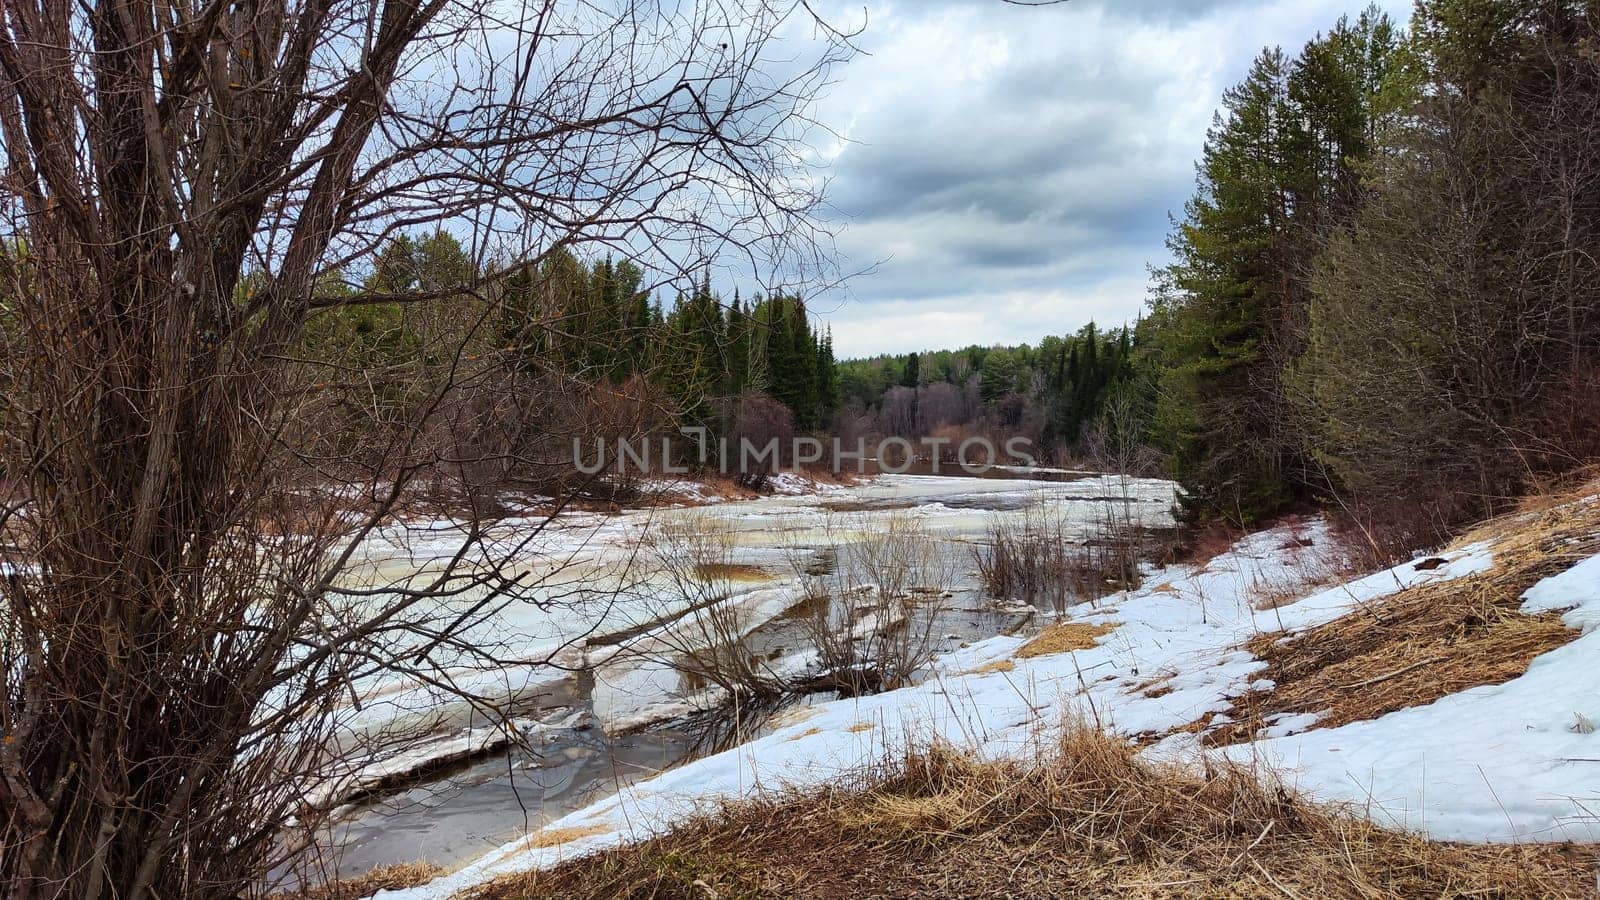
[793,0,1412,357]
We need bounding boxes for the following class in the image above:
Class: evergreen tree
[817,327,839,426]
[1148,14,1401,524]
[979,349,1019,404]
[901,352,920,388]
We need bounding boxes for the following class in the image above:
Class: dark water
[318,719,692,879]
[311,582,1028,884]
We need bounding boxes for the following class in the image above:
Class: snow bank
[1219,551,1600,843]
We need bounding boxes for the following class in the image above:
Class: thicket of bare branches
[0,0,848,894]
[974,503,1142,614]
[794,513,954,696]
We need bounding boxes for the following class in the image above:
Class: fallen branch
[1335,657,1445,691]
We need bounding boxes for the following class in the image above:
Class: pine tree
[979,349,1019,404]
[1148,15,1401,524]
[817,327,839,426]
[901,352,920,388]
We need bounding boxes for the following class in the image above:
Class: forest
[290,239,838,491]
[839,0,1600,545]
[1142,0,1600,538]
[833,325,1138,463]
[336,0,1600,548]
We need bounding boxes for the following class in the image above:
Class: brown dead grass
[1015,620,1116,658]
[693,562,774,583]
[454,723,1595,900]
[844,722,875,734]
[276,861,445,900]
[518,824,613,852]
[1204,489,1600,745]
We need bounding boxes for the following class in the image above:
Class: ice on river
[325,472,1178,802]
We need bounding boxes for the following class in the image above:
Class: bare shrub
[974,505,1142,614]
[634,520,787,706]
[794,514,955,696]
[730,391,796,490]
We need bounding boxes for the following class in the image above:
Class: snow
[1266,543,1494,631]
[380,518,1522,899]
[1218,550,1600,843]
[1522,553,1600,633]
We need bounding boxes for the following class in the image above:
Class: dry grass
[1203,489,1600,745]
[455,724,1596,899]
[518,825,613,852]
[276,861,445,900]
[692,562,774,583]
[1015,621,1116,659]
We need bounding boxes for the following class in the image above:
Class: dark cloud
[799,0,1411,356]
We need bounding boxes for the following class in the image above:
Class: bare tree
[0,0,849,895]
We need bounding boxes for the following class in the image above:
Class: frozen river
[310,471,1178,879]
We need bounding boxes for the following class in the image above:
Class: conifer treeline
[1142,0,1600,536]
[303,242,839,451]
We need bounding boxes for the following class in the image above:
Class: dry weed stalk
[974,502,1143,614]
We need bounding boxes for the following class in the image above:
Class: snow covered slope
[1218,544,1600,842]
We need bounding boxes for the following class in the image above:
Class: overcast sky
[801,0,1411,358]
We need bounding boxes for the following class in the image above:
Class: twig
[1229,819,1274,869]
[1335,657,1445,691]
[1252,858,1302,899]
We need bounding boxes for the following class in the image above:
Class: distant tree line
[298,238,839,480]
[834,323,1139,463]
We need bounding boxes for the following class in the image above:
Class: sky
[800,0,1413,358]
